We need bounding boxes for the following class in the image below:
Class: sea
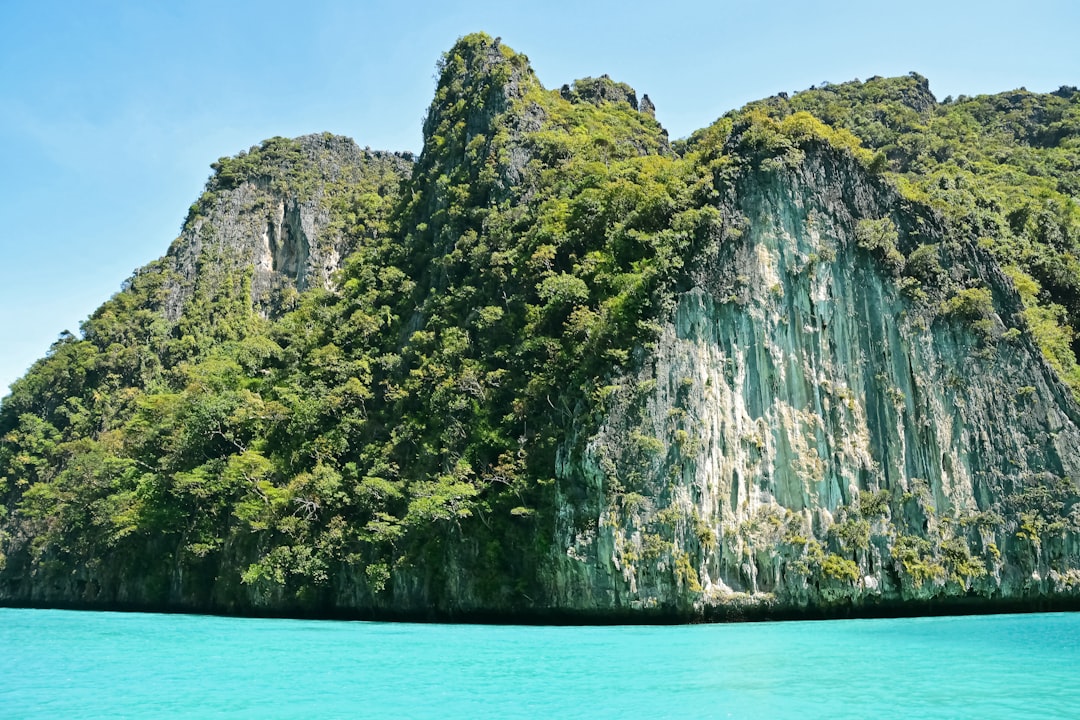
[1,608,1077,718]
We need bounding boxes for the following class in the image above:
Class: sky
[1,0,1078,396]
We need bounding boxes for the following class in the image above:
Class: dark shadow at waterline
[3,593,1080,626]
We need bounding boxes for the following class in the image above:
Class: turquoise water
[1,609,1078,718]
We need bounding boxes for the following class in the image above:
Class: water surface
[1,608,1076,718]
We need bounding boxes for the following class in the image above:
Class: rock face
[168,179,325,316]
[163,133,413,319]
[549,150,1080,617]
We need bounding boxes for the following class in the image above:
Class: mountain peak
[560,74,640,110]
[422,33,536,143]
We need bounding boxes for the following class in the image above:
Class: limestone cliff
[1,33,1078,622]
[550,149,1080,617]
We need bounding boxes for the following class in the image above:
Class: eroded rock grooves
[1,33,1079,622]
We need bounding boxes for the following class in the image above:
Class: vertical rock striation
[550,149,1080,616]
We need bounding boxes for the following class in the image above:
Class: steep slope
[1,34,1078,621]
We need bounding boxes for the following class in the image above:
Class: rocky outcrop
[640,94,656,117]
[561,74,640,110]
[163,134,412,319]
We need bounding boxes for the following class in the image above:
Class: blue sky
[2,0,1078,396]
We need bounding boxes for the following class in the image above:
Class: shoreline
[4,593,1080,626]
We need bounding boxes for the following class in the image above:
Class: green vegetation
[821,553,860,583]
[855,217,905,274]
[0,33,1077,612]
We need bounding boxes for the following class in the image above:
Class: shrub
[941,286,994,321]
[821,553,860,583]
[855,218,904,274]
